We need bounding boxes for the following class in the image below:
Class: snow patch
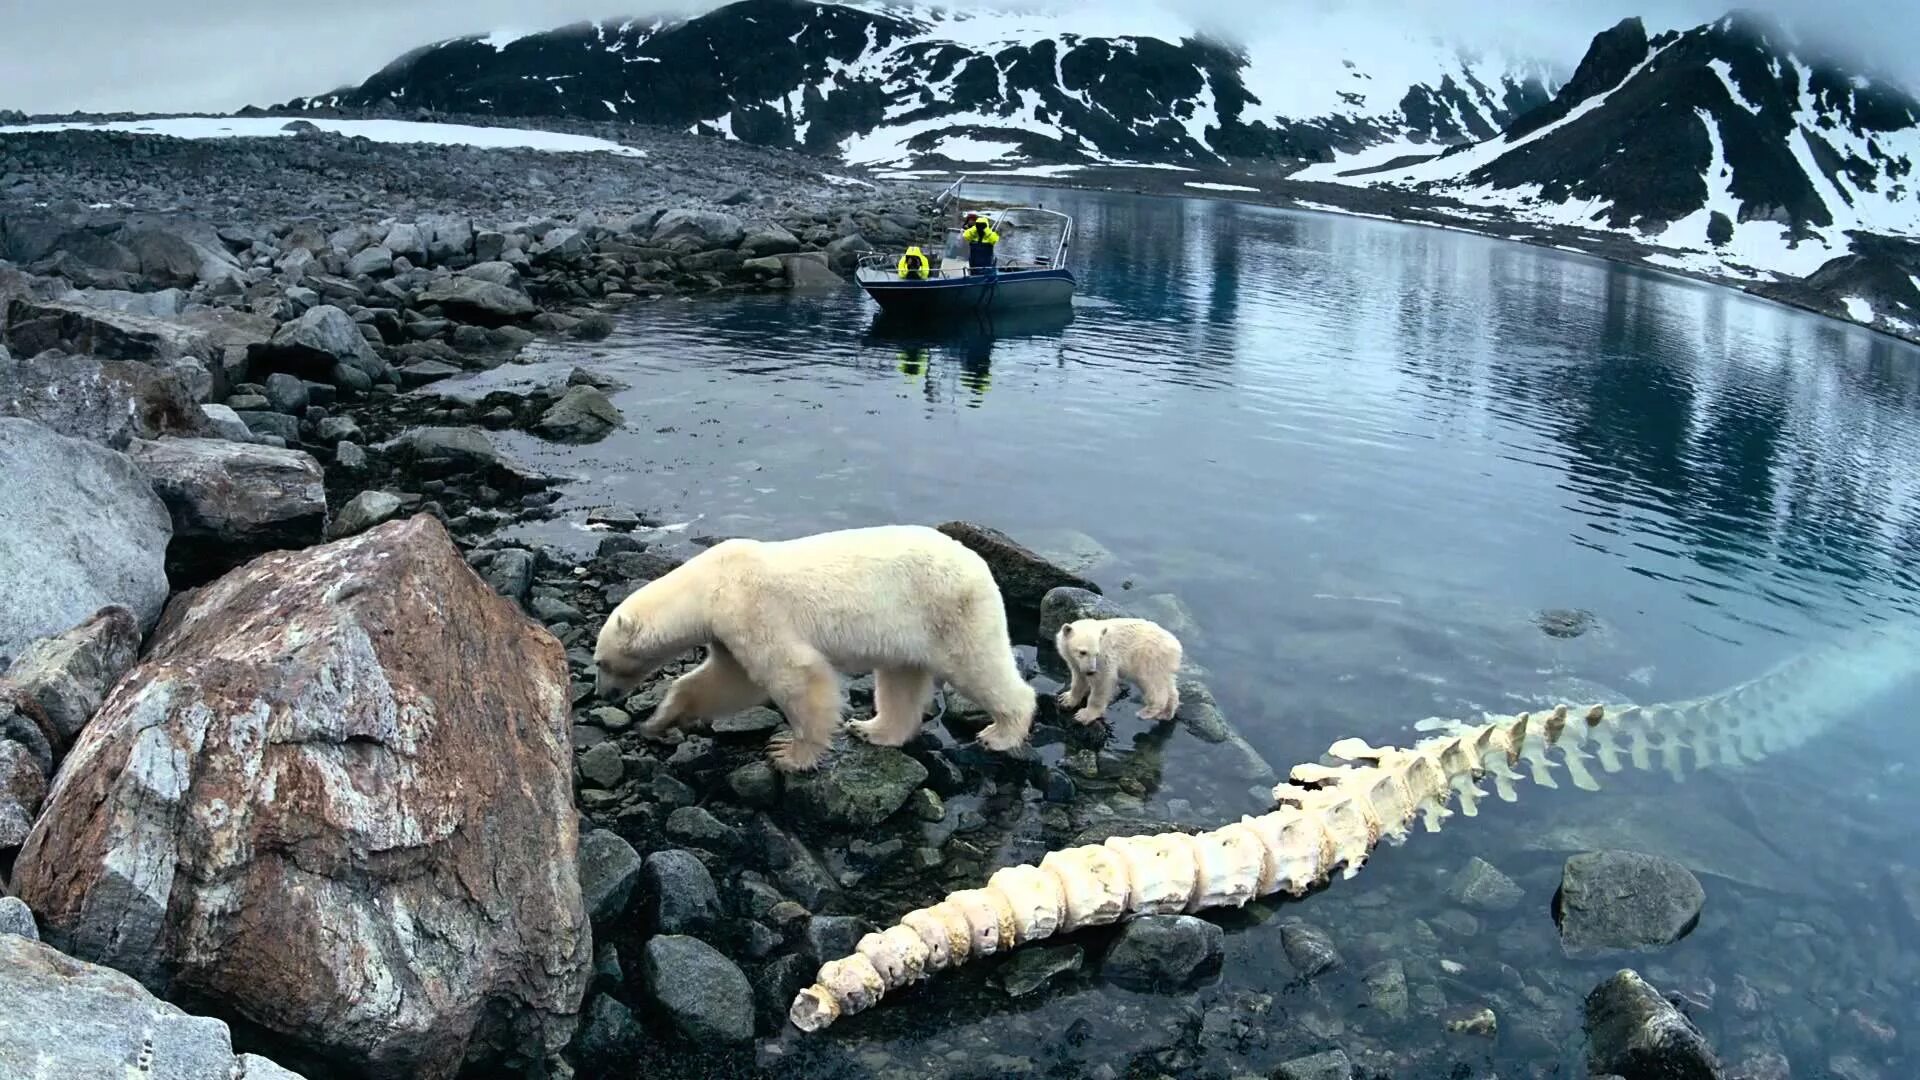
[1185,181,1260,193]
[1843,296,1875,323]
[480,28,535,50]
[0,116,649,157]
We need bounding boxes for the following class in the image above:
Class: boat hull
[858,269,1076,316]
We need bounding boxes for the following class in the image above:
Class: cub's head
[1055,619,1108,673]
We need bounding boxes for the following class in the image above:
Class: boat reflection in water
[862,303,1075,407]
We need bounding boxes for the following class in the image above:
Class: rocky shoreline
[3,113,1914,1080]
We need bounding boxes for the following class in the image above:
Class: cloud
[1,0,1912,116]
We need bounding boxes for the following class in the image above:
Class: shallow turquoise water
[483,185,1920,1077]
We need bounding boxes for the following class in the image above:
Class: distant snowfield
[1186,181,1260,193]
[0,116,648,157]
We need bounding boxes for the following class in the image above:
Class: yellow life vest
[897,247,929,279]
[963,222,1000,245]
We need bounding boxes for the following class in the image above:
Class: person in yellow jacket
[897,245,930,279]
[962,213,999,273]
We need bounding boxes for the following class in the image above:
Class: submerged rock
[11,515,590,1078]
[1583,969,1724,1079]
[1000,943,1084,997]
[1450,856,1526,912]
[127,436,328,585]
[1101,914,1223,989]
[1273,1049,1353,1080]
[0,418,172,668]
[1554,850,1705,956]
[643,935,756,1044]
[1279,917,1343,978]
[0,934,311,1080]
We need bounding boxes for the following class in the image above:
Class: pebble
[725,761,780,807]
[1279,917,1342,978]
[641,849,721,935]
[577,742,624,788]
[1448,855,1525,911]
[1000,944,1083,997]
[908,788,945,822]
[1101,914,1223,989]
[711,706,784,734]
[587,705,633,732]
[666,806,741,852]
[1272,1049,1352,1080]
[804,915,873,962]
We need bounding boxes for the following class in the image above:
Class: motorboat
[854,176,1076,317]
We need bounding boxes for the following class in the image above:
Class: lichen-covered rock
[786,741,928,828]
[2,605,139,752]
[0,348,211,448]
[1583,969,1724,1080]
[0,418,172,668]
[128,436,328,586]
[11,514,591,1079]
[0,934,311,1080]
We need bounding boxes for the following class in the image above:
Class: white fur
[592,524,1037,772]
[1054,617,1183,724]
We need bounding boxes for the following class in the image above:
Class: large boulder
[785,742,928,829]
[381,425,552,491]
[12,515,592,1079]
[416,276,537,327]
[1583,969,1724,1079]
[0,418,172,669]
[4,297,209,363]
[127,437,329,586]
[2,605,140,752]
[642,935,756,1044]
[423,215,475,263]
[248,304,384,382]
[0,934,311,1080]
[123,223,246,292]
[651,209,745,250]
[0,348,212,448]
[938,521,1102,642]
[1554,850,1706,956]
[740,225,802,258]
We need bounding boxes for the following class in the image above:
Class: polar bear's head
[1055,619,1107,674]
[593,605,672,700]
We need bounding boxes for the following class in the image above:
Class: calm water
[477,187,1920,1076]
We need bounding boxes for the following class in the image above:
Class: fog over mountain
[4,0,1913,116]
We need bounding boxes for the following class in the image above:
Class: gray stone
[1583,969,1723,1080]
[577,828,643,927]
[382,426,549,489]
[578,742,625,788]
[262,372,310,414]
[200,403,251,440]
[0,419,171,668]
[1450,856,1526,912]
[168,357,215,403]
[424,215,475,262]
[1101,915,1223,989]
[803,915,873,963]
[462,260,522,288]
[712,705,783,735]
[938,522,1104,635]
[642,935,756,1044]
[572,993,645,1069]
[2,605,139,751]
[642,849,721,934]
[0,738,45,849]
[482,548,536,604]
[382,222,428,260]
[3,298,211,363]
[1274,1049,1353,1080]
[667,806,740,851]
[398,359,462,386]
[786,741,928,828]
[237,1053,308,1080]
[535,385,623,443]
[314,414,364,444]
[651,209,745,250]
[1555,850,1705,956]
[333,440,368,471]
[1363,959,1409,1021]
[740,225,802,257]
[0,934,311,1079]
[416,277,537,326]
[1000,943,1083,997]
[532,227,589,262]
[726,761,780,807]
[1038,586,1128,647]
[128,436,328,585]
[0,348,210,447]
[570,312,615,341]
[1279,917,1342,978]
[326,490,406,542]
[257,304,383,381]
[0,896,36,940]
[236,410,299,444]
[346,245,394,278]
[782,252,844,291]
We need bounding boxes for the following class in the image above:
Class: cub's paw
[847,715,913,747]
[767,730,831,773]
[976,722,1027,752]
[1073,706,1107,725]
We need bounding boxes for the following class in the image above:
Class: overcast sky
[2,0,1911,116]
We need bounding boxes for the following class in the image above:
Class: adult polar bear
[593,524,1037,771]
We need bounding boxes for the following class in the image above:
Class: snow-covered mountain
[281,0,1562,170]
[1299,13,1920,294]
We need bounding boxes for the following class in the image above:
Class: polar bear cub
[1054,617,1183,724]
[592,523,1037,772]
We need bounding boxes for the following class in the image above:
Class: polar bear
[592,523,1037,772]
[1054,617,1183,724]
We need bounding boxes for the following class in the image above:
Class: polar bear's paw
[1073,706,1107,725]
[768,729,832,772]
[847,715,913,747]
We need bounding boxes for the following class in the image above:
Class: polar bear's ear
[1059,623,1072,639]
